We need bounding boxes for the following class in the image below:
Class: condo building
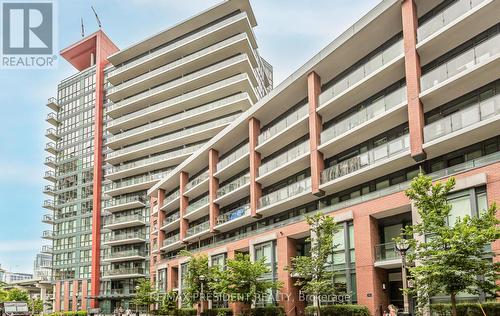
[148,0,500,315]
[42,0,272,313]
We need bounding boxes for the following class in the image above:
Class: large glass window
[254,241,277,306]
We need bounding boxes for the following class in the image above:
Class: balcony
[46,97,59,111]
[256,103,309,157]
[41,245,53,254]
[423,93,500,158]
[317,40,405,121]
[161,190,180,211]
[42,214,54,224]
[320,134,413,195]
[46,113,59,126]
[102,250,147,263]
[43,185,55,196]
[44,156,56,168]
[257,177,313,217]
[45,128,59,141]
[184,195,209,221]
[103,214,146,230]
[417,0,499,64]
[108,33,257,101]
[104,170,171,196]
[185,221,210,241]
[215,142,249,182]
[215,173,250,207]
[420,32,500,110]
[257,140,310,187]
[106,114,237,164]
[374,242,403,269]
[43,170,56,182]
[160,212,180,232]
[184,171,209,198]
[45,142,59,155]
[103,196,146,213]
[319,86,407,158]
[215,204,253,232]
[42,230,54,240]
[107,12,256,84]
[103,232,146,246]
[161,234,182,252]
[102,268,145,280]
[42,200,55,210]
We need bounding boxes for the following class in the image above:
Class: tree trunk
[450,293,457,316]
[315,296,321,316]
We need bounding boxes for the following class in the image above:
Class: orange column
[307,71,325,197]
[249,118,262,218]
[55,281,61,312]
[81,280,88,310]
[179,172,189,241]
[63,281,70,311]
[150,195,159,279]
[72,280,78,311]
[167,263,179,291]
[157,189,166,249]
[402,0,426,161]
[208,149,220,232]
[277,236,304,316]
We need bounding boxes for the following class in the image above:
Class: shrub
[174,308,197,316]
[430,302,500,316]
[249,306,285,316]
[305,305,370,316]
[201,308,232,316]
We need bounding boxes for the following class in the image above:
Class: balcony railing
[258,103,308,145]
[164,190,180,206]
[424,93,500,142]
[44,170,55,178]
[321,134,410,184]
[105,232,146,242]
[186,195,209,214]
[217,204,250,225]
[107,114,237,159]
[42,214,53,222]
[258,177,311,209]
[375,242,404,262]
[43,185,55,192]
[41,245,53,253]
[319,39,404,105]
[45,156,56,165]
[104,195,145,209]
[417,0,487,42]
[421,32,500,91]
[185,171,209,192]
[217,173,250,198]
[186,221,210,237]
[105,170,171,191]
[42,230,53,238]
[106,249,145,259]
[46,112,58,121]
[217,143,249,172]
[105,214,145,226]
[43,200,54,208]
[321,86,407,144]
[162,212,180,227]
[45,142,58,152]
[103,268,145,277]
[163,234,180,246]
[258,140,309,176]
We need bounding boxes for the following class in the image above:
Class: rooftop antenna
[80,17,85,38]
[91,6,102,29]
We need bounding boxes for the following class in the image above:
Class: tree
[179,250,212,309]
[3,288,29,302]
[132,279,157,315]
[288,212,340,316]
[402,173,500,316]
[29,298,43,315]
[158,291,178,315]
[210,253,281,313]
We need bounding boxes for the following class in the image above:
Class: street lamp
[199,275,206,315]
[395,239,411,315]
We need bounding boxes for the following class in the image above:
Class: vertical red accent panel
[166,264,178,291]
[149,195,158,279]
[208,149,220,232]
[402,0,426,161]
[248,118,262,218]
[179,172,189,241]
[72,280,78,311]
[157,190,166,249]
[277,237,304,315]
[63,281,70,311]
[307,71,325,196]
[55,281,61,312]
[81,280,88,310]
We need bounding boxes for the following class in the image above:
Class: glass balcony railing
[46,128,58,136]
[47,97,58,106]
[42,214,53,222]
[319,40,404,105]
[45,156,56,165]
[44,170,55,178]
[43,184,55,192]
[43,200,54,208]
[217,204,250,225]
[424,94,500,142]
[103,268,145,277]
[217,143,249,172]
[162,212,180,227]
[41,245,53,253]
[258,140,310,176]
[99,288,137,296]
[258,177,311,209]
[258,103,308,145]
[186,221,210,237]
[185,171,209,192]
[421,32,500,91]
[108,12,250,78]
[42,230,53,238]
[108,93,247,144]
[106,232,146,242]
[106,143,203,176]
[107,114,237,159]
[104,195,145,209]
[105,170,171,192]
[186,195,209,214]
[164,190,180,206]
[163,234,180,246]
[109,33,250,95]
[217,173,250,198]
[106,249,146,260]
[374,242,402,262]
[321,86,407,144]
[321,134,410,184]
[46,112,58,122]
[417,0,487,42]
[105,214,145,226]
[45,142,57,151]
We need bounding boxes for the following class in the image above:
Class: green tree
[158,290,178,315]
[402,173,500,316]
[4,288,29,302]
[132,279,157,315]
[210,253,281,313]
[179,250,211,308]
[288,212,340,316]
[28,298,43,315]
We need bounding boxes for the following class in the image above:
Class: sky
[0,0,378,274]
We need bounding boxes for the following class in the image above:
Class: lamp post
[199,275,206,315]
[395,239,411,315]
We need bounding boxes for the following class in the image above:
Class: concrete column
[150,195,159,279]
[55,282,61,312]
[307,71,325,197]
[167,264,178,292]
[208,149,220,232]
[402,0,426,161]
[81,279,88,310]
[277,236,304,316]
[249,118,262,218]
[157,189,166,249]
[63,281,70,311]
[179,172,189,241]
[72,280,78,311]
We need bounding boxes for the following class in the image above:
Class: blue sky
[0,0,378,274]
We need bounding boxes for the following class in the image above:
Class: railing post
[308,71,325,196]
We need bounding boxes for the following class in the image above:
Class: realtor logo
[1,0,57,69]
